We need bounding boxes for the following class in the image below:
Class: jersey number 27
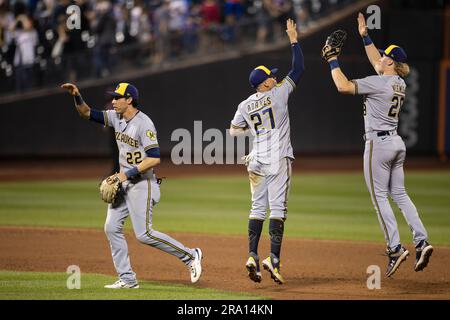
[250,107,275,135]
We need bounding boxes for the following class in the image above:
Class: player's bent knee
[135,229,160,245]
[135,232,150,244]
[104,223,122,236]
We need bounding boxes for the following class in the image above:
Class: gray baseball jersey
[231,77,296,220]
[103,110,159,179]
[231,77,295,165]
[353,74,428,250]
[353,75,406,133]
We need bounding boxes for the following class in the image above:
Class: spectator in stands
[0,1,14,52]
[199,0,220,51]
[91,0,115,77]
[153,0,171,63]
[10,13,38,91]
[182,12,199,54]
[263,0,295,40]
[222,0,243,42]
[52,0,89,82]
[245,0,271,45]
[168,0,188,57]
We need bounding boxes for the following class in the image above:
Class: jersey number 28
[388,95,405,119]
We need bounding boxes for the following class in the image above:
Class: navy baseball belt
[363,130,397,141]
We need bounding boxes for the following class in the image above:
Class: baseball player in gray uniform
[61,82,203,288]
[323,13,433,277]
[229,19,304,284]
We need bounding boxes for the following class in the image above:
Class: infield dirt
[1,226,449,300]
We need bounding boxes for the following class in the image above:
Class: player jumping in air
[229,19,304,284]
[323,13,433,277]
[61,82,203,288]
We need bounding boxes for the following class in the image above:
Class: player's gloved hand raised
[61,83,80,96]
[321,30,347,62]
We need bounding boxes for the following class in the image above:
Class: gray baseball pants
[363,134,428,251]
[104,176,195,285]
[247,157,292,220]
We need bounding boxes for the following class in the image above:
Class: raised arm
[358,12,382,74]
[61,83,107,124]
[61,83,91,119]
[327,57,355,95]
[285,19,305,85]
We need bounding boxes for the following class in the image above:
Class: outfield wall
[0,5,443,158]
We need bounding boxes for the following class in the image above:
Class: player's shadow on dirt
[287,276,357,287]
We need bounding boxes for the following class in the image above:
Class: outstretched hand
[286,18,298,43]
[357,12,368,37]
[61,83,80,96]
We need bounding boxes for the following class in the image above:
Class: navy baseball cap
[378,45,407,63]
[107,83,139,101]
[249,66,278,88]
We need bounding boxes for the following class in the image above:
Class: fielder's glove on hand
[99,174,121,203]
[321,29,347,61]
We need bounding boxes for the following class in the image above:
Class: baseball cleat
[246,256,262,283]
[414,241,433,272]
[385,245,409,277]
[189,248,203,283]
[262,256,284,285]
[104,279,139,289]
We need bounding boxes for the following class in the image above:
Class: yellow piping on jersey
[115,83,129,96]
[255,66,271,75]
[144,144,159,151]
[286,76,296,88]
[102,111,108,128]
[384,45,398,55]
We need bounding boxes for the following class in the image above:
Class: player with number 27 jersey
[229,19,304,285]
[231,76,295,164]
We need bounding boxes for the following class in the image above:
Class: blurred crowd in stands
[0,0,355,94]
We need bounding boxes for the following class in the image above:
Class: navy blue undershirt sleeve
[145,147,160,158]
[89,109,105,125]
[287,42,305,85]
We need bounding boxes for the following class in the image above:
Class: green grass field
[1,172,449,244]
[0,271,264,300]
[1,172,449,300]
